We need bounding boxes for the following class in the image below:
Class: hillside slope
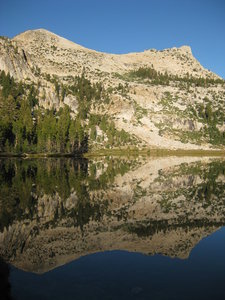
[0,29,224,152]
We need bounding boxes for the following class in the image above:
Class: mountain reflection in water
[0,156,224,276]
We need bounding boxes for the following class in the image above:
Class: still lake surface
[0,156,225,300]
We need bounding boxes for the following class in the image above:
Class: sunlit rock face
[0,156,224,273]
[1,29,225,150]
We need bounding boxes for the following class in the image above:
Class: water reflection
[0,258,13,300]
[0,156,225,273]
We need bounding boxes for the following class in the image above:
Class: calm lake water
[0,156,225,300]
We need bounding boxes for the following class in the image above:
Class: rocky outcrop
[0,29,224,150]
[12,29,219,80]
[0,37,35,81]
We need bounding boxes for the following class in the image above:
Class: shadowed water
[0,156,225,299]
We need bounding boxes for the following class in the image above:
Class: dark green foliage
[193,102,225,145]
[0,70,24,99]
[54,79,60,98]
[0,71,134,152]
[88,114,133,147]
[51,45,57,51]
[35,107,88,154]
[90,125,97,141]
[126,67,225,87]
[68,74,106,118]
[27,85,38,108]
[0,71,88,154]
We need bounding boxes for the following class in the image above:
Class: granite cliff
[0,29,225,151]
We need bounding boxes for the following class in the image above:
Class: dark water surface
[0,156,225,299]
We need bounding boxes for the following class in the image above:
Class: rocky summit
[0,29,225,152]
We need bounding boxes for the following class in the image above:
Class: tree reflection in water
[0,156,224,273]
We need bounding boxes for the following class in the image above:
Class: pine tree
[56,106,71,152]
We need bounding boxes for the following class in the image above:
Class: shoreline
[0,148,225,158]
[84,148,225,157]
[0,153,83,158]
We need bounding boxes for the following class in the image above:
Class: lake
[0,156,225,300]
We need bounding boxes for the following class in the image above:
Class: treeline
[0,70,87,154]
[0,70,135,153]
[128,67,225,87]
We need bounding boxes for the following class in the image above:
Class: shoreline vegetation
[1,71,225,158]
[0,148,225,158]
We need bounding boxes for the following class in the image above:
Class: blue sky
[0,0,225,78]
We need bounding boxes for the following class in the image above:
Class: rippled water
[0,156,225,299]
